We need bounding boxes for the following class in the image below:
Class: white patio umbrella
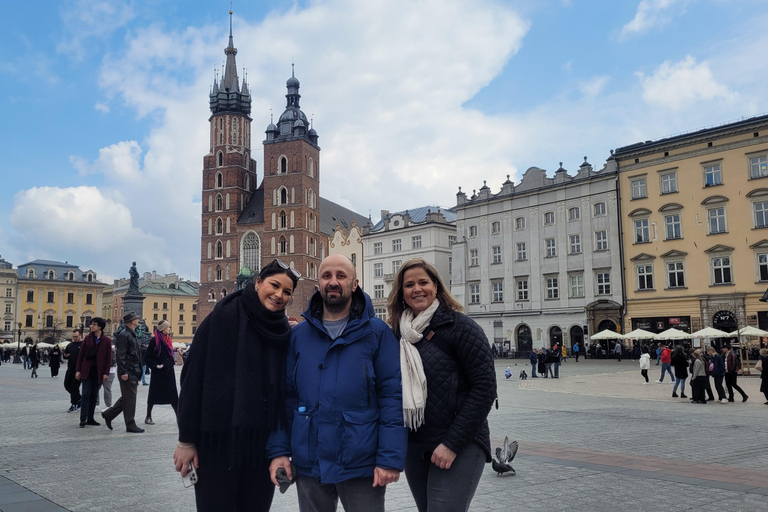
[691,327,730,338]
[624,328,657,339]
[172,342,187,349]
[35,342,54,349]
[727,326,768,337]
[589,329,626,340]
[653,328,692,340]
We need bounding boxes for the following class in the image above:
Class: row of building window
[629,155,768,200]
[467,272,613,304]
[468,231,609,265]
[633,200,768,243]
[25,291,93,305]
[151,302,193,311]
[632,255,741,291]
[22,269,94,282]
[372,236,423,255]
[467,203,608,238]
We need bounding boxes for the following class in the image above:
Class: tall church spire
[210,10,251,115]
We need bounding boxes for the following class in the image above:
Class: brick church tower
[261,65,322,317]
[198,14,257,321]
[198,14,323,322]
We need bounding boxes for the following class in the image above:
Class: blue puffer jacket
[266,288,407,484]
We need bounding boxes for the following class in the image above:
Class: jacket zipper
[365,364,371,406]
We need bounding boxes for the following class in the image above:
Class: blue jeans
[659,363,675,382]
[554,362,560,378]
[672,376,686,395]
[141,364,147,384]
[296,474,384,512]
[405,441,485,512]
[531,363,537,377]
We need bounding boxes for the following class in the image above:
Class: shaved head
[318,254,359,319]
[319,254,356,280]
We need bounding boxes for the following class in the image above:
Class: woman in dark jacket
[29,346,40,378]
[49,345,62,378]
[537,349,547,377]
[670,347,689,398]
[387,259,497,512]
[173,259,298,512]
[707,346,727,402]
[143,320,178,425]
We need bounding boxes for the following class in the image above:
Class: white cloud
[621,0,696,38]
[639,55,736,110]
[94,102,110,113]
[579,75,610,98]
[57,0,135,59]
[8,187,164,275]
[70,140,142,180]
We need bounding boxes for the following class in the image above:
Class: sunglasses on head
[262,259,302,280]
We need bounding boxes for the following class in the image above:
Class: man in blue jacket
[268,254,406,512]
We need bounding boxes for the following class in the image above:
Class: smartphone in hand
[182,464,198,488]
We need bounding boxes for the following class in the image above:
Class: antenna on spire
[229,3,234,35]
[311,114,314,128]
[270,108,273,123]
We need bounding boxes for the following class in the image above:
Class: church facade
[198,18,365,322]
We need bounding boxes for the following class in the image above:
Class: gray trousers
[102,372,115,407]
[103,379,138,429]
[404,441,485,512]
[296,474,385,512]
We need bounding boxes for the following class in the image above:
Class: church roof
[319,198,368,236]
[237,188,264,224]
[371,205,456,231]
[17,260,101,283]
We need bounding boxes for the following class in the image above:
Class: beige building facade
[614,114,768,343]
[328,220,365,282]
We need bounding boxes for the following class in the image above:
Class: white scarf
[399,299,439,430]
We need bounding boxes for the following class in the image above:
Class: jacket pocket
[340,409,380,468]
[290,408,317,469]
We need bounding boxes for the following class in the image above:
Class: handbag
[756,359,763,372]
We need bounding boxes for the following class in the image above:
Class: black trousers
[724,372,747,400]
[194,451,274,512]
[64,369,81,405]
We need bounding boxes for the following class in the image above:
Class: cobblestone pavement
[1,358,766,511]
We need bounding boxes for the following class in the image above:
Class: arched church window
[216,218,223,234]
[279,236,287,255]
[216,194,223,211]
[217,151,223,166]
[242,232,260,272]
[281,188,288,205]
[216,266,222,281]
[280,211,287,229]
[216,241,223,259]
[216,172,223,188]
[280,157,287,174]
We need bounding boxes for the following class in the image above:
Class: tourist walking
[143,320,178,425]
[29,345,39,378]
[75,318,113,428]
[63,330,83,412]
[722,345,748,402]
[537,349,547,377]
[670,347,688,398]
[614,342,622,362]
[573,343,580,362]
[176,259,298,512]
[639,346,651,384]
[552,343,561,378]
[656,343,675,383]
[690,350,707,404]
[384,258,496,512]
[102,312,144,433]
[758,348,768,404]
[707,346,727,402]
[49,344,62,378]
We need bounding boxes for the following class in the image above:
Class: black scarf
[197,282,291,466]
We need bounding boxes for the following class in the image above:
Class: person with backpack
[722,345,748,402]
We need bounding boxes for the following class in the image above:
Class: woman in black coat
[49,345,62,378]
[388,258,497,512]
[29,346,40,378]
[144,320,178,425]
[670,346,689,399]
[173,259,298,512]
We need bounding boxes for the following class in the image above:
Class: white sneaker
[655,380,663,383]
[643,382,649,385]
[95,406,101,413]
[720,399,728,403]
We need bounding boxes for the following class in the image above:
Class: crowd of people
[527,345,564,378]
[639,342,768,405]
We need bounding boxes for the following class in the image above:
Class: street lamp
[13,322,22,364]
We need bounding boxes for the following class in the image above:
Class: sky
[1,0,767,284]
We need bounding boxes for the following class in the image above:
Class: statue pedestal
[123,292,146,322]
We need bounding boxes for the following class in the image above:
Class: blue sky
[1,0,767,283]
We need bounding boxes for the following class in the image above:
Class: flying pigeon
[492,436,518,476]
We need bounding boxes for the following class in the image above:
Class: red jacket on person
[75,332,113,381]
[660,347,672,364]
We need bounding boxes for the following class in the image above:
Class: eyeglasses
[263,258,302,280]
